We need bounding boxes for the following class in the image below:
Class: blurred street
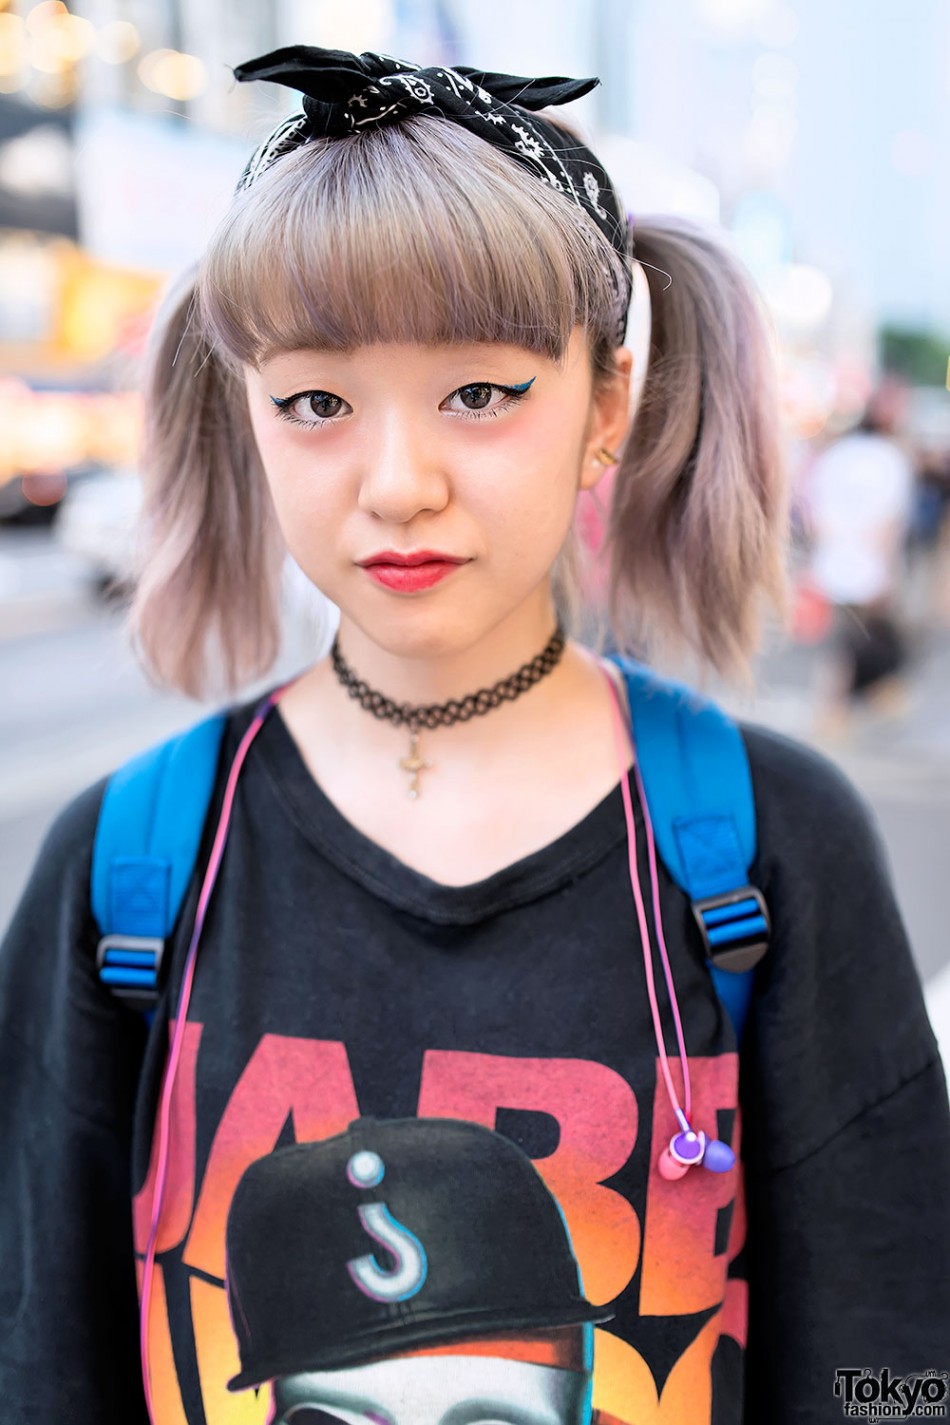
[0,528,196,918]
[3,525,949,1063]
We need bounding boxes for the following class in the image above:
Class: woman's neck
[327,603,564,711]
[278,630,627,790]
[276,632,632,887]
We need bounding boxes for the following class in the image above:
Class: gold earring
[593,446,621,467]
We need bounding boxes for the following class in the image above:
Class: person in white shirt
[805,380,915,727]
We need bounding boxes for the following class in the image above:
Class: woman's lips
[363,560,467,592]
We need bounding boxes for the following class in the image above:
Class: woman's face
[244,331,630,659]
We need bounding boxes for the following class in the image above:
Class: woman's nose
[356,411,450,520]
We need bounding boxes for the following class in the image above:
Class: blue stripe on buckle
[102,949,158,968]
[701,897,760,928]
[99,967,158,988]
[706,914,769,947]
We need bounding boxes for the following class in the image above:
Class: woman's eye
[270,390,350,425]
[307,392,345,419]
[458,383,494,410]
[443,380,534,419]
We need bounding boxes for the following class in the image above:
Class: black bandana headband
[232,46,634,343]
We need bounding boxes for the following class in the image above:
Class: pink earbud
[658,1125,736,1180]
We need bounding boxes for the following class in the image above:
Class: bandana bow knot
[233,47,600,133]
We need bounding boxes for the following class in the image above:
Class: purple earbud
[658,1124,736,1180]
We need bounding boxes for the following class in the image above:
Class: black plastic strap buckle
[96,934,165,1010]
[692,886,770,973]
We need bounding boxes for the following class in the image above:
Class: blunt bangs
[198,115,627,367]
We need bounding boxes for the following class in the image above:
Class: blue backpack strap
[91,712,228,1013]
[606,654,769,1049]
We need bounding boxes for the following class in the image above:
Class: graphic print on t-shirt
[225,1118,608,1424]
[134,1030,746,1424]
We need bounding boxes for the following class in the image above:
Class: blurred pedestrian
[907,441,950,628]
[804,378,916,735]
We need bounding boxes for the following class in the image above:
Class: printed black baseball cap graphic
[225,1116,612,1389]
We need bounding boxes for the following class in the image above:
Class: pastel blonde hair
[130,113,787,698]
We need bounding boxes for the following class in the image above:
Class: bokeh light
[752,52,799,102]
[24,1,67,34]
[0,12,27,77]
[293,0,393,53]
[765,263,835,335]
[96,20,141,65]
[137,48,207,101]
[696,0,769,37]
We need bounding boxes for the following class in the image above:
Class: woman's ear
[580,347,634,491]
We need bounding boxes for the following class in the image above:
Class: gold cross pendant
[398,729,433,800]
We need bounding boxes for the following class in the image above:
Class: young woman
[1,45,947,1425]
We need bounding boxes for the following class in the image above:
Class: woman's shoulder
[733,721,941,1175]
[30,773,110,881]
[2,775,109,1000]
[740,719,863,807]
[737,720,890,891]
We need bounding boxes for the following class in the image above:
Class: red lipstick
[358,549,470,593]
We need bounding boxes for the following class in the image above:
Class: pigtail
[605,216,789,677]
[128,269,285,699]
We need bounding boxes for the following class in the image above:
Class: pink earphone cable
[635,756,692,1122]
[138,683,295,1419]
[601,664,692,1127]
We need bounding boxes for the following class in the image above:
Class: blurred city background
[2,0,949,1052]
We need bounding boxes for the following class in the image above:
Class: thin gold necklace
[330,621,567,799]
